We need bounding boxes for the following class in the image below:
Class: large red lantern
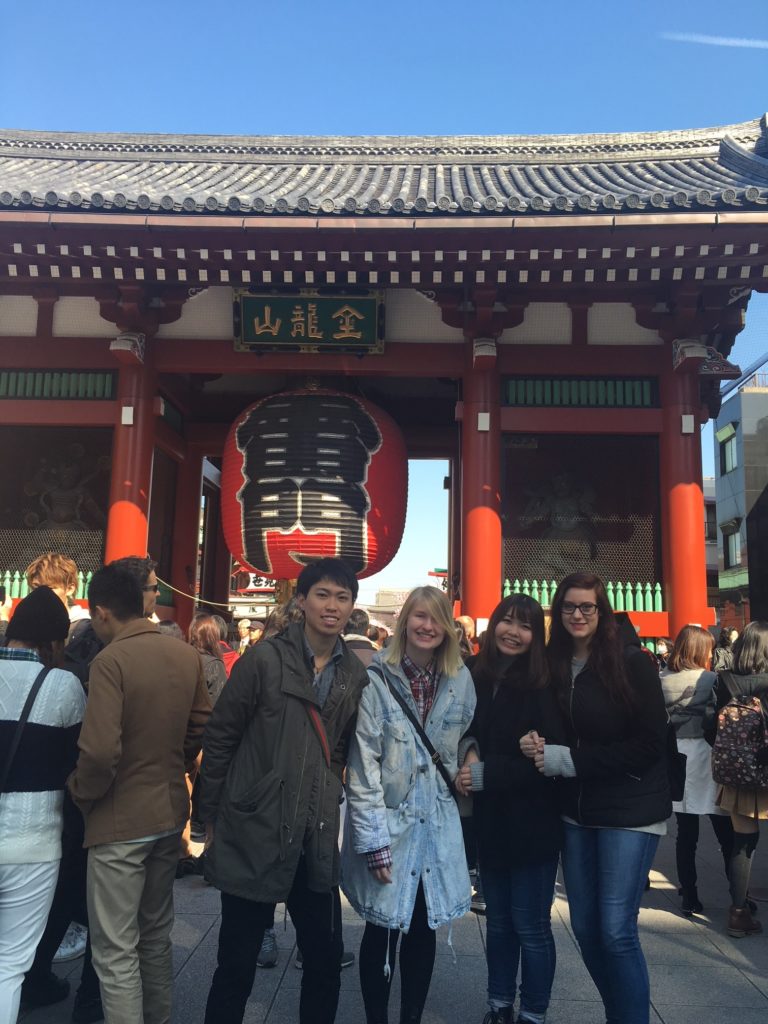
[221,389,408,580]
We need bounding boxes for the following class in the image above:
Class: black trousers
[675,811,734,890]
[26,795,99,999]
[359,883,436,1024]
[204,855,343,1024]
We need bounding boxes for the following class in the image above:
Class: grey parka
[199,622,368,901]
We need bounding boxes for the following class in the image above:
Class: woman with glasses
[456,594,564,1024]
[521,572,669,1024]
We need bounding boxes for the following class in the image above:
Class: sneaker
[481,1009,513,1024]
[71,990,105,1023]
[471,885,486,915]
[53,922,88,963]
[294,947,355,969]
[727,905,763,938]
[257,928,278,968]
[21,972,70,1007]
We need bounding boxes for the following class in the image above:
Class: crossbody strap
[369,666,455,796]
[0,665,52,796]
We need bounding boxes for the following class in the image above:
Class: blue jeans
[562,822,659,1024]
[481,855,558,1021]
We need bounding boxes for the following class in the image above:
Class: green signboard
[234,290,385,353]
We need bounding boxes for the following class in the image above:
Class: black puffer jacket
[200,623,368,901]
[559,635,671,828]
[468,654,565,869]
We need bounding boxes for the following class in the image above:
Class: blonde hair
[25,552,78,595]
[384,586,463,677]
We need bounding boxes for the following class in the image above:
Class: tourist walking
[457,593,563,1024]
[711,620,768,937]
[661,625,733,916]
[522,572,670,1024]
[0,587,85,1024]
[341,586,475,1024]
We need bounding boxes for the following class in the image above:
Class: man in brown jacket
[68,564,210,1024]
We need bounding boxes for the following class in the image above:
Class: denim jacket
[340,651,475,932]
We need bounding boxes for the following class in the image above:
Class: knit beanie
[6,586,70,644]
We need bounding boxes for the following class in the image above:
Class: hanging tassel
[446,922,458,965]
[383,928,392,981]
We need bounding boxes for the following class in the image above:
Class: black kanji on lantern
[235,393,383,574]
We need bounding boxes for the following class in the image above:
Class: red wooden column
[104,357,157,563]
[461,341,502,623]
[170,442,205,634]
[659,368,712,636]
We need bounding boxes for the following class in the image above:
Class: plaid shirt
[401,653,438,724]
[0,647,41,664]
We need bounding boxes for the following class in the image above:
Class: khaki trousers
[87,833,179,1024]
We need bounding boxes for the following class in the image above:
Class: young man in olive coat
[200,557,368,1024]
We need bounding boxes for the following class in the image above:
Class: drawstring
[383,927,392,981]
[444,925,456,962]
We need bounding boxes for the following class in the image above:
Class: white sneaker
[53,923,88,963]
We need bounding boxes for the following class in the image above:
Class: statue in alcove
[522,471,598,575]
[23,445,109,531]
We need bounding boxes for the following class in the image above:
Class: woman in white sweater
[661,624,733,917]
[0,587,85,1024]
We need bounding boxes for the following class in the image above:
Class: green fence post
[606,580,615,608]
[531,579,540,603]
[625,581,634,612]
[503,578,511,598]
[643,582,652,612]
[653,582,663,612]
[614,580,624,611]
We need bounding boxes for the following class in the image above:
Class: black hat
[6,586,70,645]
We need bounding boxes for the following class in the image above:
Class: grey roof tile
[1,117,767,216]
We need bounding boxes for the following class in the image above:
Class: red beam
[499,407,663,434]
[0,338,112,367]
[0,399,116,425]
[152,339,465,376]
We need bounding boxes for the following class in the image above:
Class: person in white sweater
[0,586,85,1024]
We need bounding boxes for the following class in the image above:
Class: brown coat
[68,619,211,847]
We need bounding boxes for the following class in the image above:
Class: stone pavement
[22,822,767,1024]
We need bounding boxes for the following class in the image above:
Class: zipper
[570,673,583,824]
[288,728,310,844]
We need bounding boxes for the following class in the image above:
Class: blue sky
[3,0,767,603]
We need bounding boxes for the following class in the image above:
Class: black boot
[400,1005,424,1024]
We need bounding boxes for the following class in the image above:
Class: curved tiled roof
[0,116,767,217]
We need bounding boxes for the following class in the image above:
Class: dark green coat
[199,623,368,901]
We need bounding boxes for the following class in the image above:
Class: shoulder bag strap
[300,701,331,768]
[369,666,455,796]
[0,665,52,795]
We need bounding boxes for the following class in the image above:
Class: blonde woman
[341,586,476,1024]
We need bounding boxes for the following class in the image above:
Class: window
[705,503,717,541]
[724,531,742,569]
[720,434,738,474]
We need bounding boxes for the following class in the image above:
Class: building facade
[2,116,767,632]
[714,373,768,628]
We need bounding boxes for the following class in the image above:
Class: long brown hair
[476,594,549,688]
[188,614,223,661]
[548,572,633,706]
[667,625,714,672]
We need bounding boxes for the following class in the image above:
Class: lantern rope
[155,575,267,610]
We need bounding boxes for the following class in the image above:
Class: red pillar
[461,344,501,624]
[104,363,156,563]
[659,370,713,637]
[170,443,205,634]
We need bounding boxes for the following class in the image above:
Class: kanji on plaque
[236,290,384,352]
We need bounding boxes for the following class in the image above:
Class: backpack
[711,695,768,788]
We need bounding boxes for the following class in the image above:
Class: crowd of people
[0,551,766,1024]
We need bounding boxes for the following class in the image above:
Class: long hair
[548,572,632,706]
[667,625,714,672]
[384,586,463,678]
[476,594,548,688]
[732,621,768,675]
[189,614,223,661]
[715,627,732,650]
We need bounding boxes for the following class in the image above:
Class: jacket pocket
[230,767,281,813]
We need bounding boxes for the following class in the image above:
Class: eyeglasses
[143,584,160,593]
[562,602,598,618]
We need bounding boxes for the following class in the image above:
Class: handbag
[0,666,51,795]
[665,721,687,802]
[369,666,457,800]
